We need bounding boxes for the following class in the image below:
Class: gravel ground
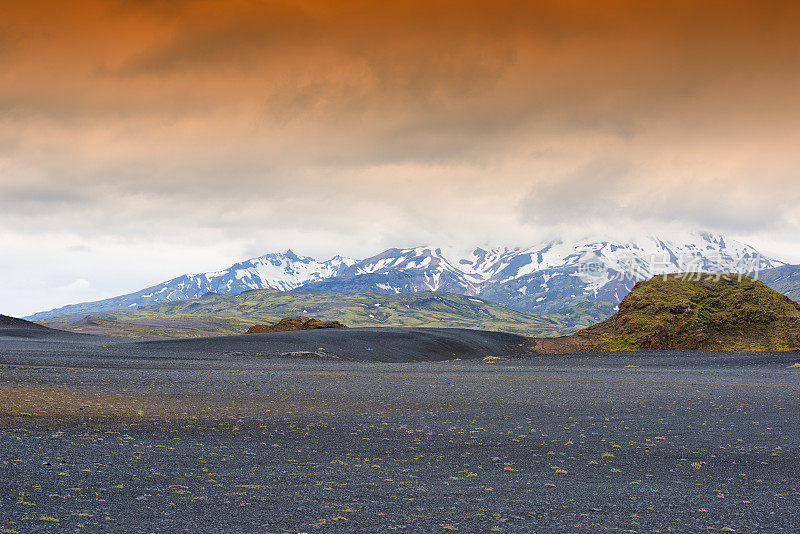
[1,330,799,532]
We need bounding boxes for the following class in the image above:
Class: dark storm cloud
[4,0,800,168]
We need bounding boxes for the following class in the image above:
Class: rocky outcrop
[245,316,348,334]
[530,274,800,353]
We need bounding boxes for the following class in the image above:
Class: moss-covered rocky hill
[245,316,347,334]
[531,273,800,353]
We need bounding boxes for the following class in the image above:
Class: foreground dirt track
[1,343,799,533]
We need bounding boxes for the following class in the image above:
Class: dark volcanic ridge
[531,273,800,353]
[139,327,530,363]
[2,311,530,362]
[0,314,49,330]
[0,313,83,341]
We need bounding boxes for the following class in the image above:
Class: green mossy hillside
[590,274,800,351]
[40,291,570,339]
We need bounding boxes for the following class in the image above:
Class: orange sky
[2,0,800,314]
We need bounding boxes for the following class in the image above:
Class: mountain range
[27,232,793,322]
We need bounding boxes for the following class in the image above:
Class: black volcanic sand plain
[1,323,799,532]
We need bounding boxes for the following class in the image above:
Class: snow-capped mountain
[198,250,354,292]
[300,233,781,316]
[27,233,786,321]
[26,251,355,320]
[758,264,800,302]
[474,233,782,315]
[300,247,485,295]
